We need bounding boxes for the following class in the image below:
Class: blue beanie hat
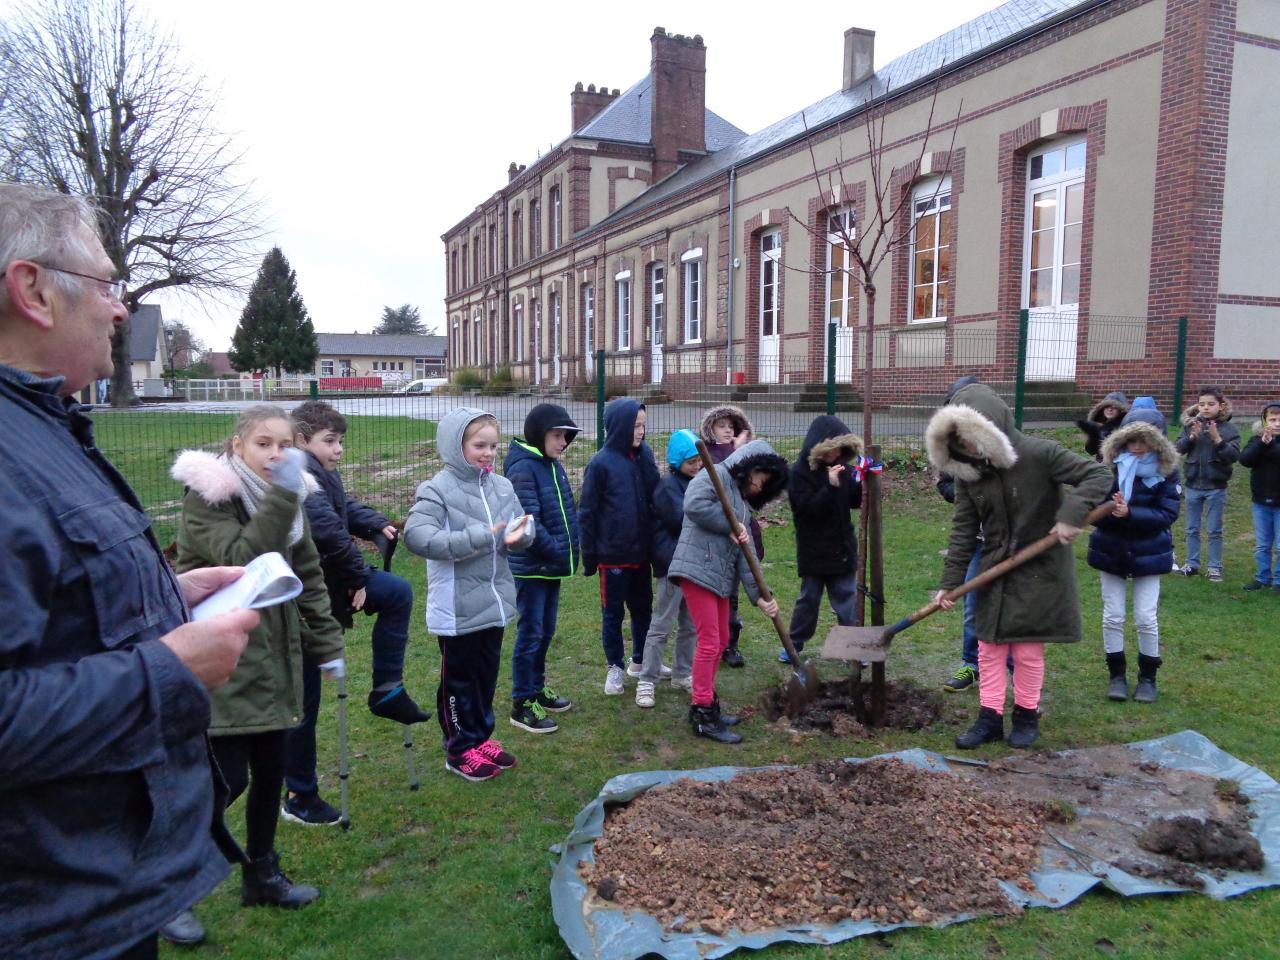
[666,429,700,469]
[1120,396,1165,433]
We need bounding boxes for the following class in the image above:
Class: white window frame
[681,253,702,344]
[825,207,857,327]
[513,302,524,361]
[1022,137,1086,310]
[650,264,664,345]
[472,312,481,365]
[759,230,781,339]
[615,271,632,351]
[320,359,334,376]
[530,198,541,257]
[582,283,595,357]
[550,186,562,249]
[909,177,952,323]
[490,309,500,364]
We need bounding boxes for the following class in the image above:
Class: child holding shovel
[926,383,1112,749]
[666,439,789,743]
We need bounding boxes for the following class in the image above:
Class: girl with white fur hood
[171,404,344,913]
[926,383,1112,750]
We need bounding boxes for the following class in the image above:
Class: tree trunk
[109,323,138,406]
[855,283,876,626]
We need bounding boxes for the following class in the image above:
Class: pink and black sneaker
[445,747,502,782]
[476,739,517,769]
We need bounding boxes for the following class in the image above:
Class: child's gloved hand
[319,657,345,680]
[269,447,307,490]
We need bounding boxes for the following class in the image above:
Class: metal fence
[95,310,1188,543]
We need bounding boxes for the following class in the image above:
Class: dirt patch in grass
[583,758,1048,934]
[757,676,945,733]
[580,745,1267,939]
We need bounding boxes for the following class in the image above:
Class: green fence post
[826,322,836,416]
[1172,315,1188,428]
[595,350,605,451]
[309,379,319,400]
[1014,308,1029,431]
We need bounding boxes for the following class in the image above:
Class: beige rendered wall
[1237,0,1280,36]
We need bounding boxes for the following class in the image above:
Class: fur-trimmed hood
[1087,391,1130,424]
[722,438,789,508]
[925,383,1019,482]
[1252,402,1280,434]
[1100,421,1179,474]
[797,414,863,470]
[171,449,320,504]
[699,405,754,444]
[1181,398,1234,426]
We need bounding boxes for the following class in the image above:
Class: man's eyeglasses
[0,262,127,302]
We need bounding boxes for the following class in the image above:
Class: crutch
[372,529,419,791]
[336,672,351,830]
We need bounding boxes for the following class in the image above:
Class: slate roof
[128,303,163,363]
[316,333,447,357]
[574,75,747,151]
[588,0,1098,234]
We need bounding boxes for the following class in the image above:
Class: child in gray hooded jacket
[404,407,533,782]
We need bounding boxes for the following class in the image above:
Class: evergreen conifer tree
[229,247,318,377]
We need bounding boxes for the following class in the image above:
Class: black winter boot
[241,851,320,909]
[1008,705,1040,748]
[954,707,1004,749]
[711,699,741,727]
[689,704,742,744]
[1106,652,1129,702]
[1134,654,1162,704]
[721,618,745,668]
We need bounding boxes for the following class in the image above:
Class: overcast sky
[30,0,1005,350]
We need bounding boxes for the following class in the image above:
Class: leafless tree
[0,0,265,404]
[785,79,959,624]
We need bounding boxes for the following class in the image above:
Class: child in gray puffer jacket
[667,439,789,744]
[404,407,534,782]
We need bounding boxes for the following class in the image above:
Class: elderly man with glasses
[0,182,260,960]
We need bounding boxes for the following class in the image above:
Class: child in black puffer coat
[1239,401,1280,591]
[1076,391,1129,460]
[1086,398,1181,704]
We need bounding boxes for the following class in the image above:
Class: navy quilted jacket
[503,439,580,578]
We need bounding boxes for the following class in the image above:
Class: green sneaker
[943,665,977,692]
[535,686,572,713]
[510,698,558,734]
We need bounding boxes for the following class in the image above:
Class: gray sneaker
[1206,568,1223,583]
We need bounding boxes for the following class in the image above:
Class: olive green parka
[171,450,344,734]
[925,383,1113,645]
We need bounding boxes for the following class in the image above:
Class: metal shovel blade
[822,624,889,663]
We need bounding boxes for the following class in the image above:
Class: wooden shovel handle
[693,440,800,660]
[887,500,1117,640]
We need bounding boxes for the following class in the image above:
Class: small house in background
[314,332,448,385]
[128,304,169,383]
[204,351,238,377]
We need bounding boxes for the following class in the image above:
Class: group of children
[159,380,1276,931]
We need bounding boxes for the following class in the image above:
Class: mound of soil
[582,758,1048,935]
[1138,816,1264,872]
[758,677,943,732]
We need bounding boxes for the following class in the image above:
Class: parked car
[396,377,448,395]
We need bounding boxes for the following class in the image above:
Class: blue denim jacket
[0,366,229,959]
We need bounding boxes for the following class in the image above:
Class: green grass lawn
[97,413,1279,959]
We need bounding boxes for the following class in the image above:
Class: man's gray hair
[0,182,105,297]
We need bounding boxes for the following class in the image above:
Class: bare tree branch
[0,0,266,404]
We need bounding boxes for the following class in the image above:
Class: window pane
[1029,268,1054,307]
[914,250,934,284]
[939,208,953,243]
[913,286,933,320]
[1029,154,1043,180]
[1060,265,1081,305]
[1065,141,1086,172]
[1031,192,1057,231]
[936,283,949,318]
[1064,182,1084,224]
[1030,229,1055,271]
[1062,223,1082,267]
[916,212,937,249]
[1039,149,1063,178]
[938,246,952,283]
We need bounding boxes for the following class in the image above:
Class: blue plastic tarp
[550,731,1280,960]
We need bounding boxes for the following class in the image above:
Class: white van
[396,377,448,395]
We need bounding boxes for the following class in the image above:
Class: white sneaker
[625,661,643,678]
[635,681,656,708]
[659,663,673,679]
[670,674,693,693]
[604,665,625,695]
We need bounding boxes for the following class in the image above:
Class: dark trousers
[211,730,287,860]
[599,566,652,668]
[110,934,158,960]
[788,573,858,646]
[283,569,414,795]
[438,626,504,757]
[512,578,562,702]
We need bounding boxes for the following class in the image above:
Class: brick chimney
[571,82,618,132]
[843,28,875,91]
[650,28,706,182]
